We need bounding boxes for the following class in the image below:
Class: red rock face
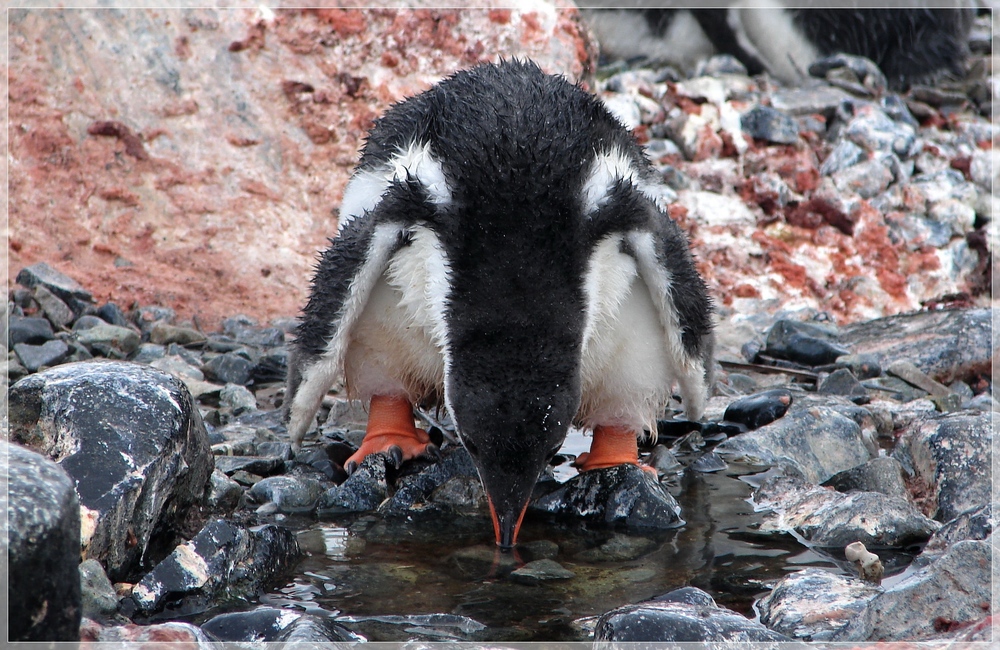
[8,4,595,330]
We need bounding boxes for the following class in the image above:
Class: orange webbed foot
[345,395,439,474]
[573,425,656,475]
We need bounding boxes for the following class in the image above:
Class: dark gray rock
[317,454,389,514]
[223,315,286,348]
[753,474,939,548]
[202,607,360,643]
[130,519,301,615]
[213,455,285,477]
[595,592,791,643]
[9,361,213,581]
[509,558,576,585]
[758,568,881,641]
[839,309,990,385]
[247,475,324,513]
[5,441,82,641]
[203,352,254,385]
[834,353,882,379]
[763,319,848,366]
[741,105,799,144]
[531,464,683,530]
[922,503,994,556]
[716,405,875,484]
[810,53,888,91]
[832,539,991,641]
[149,321,207,346]
[8,314,55,347]
[72,314,109,331]
[219,383,257,415]
[34,284,76,328]
[96,302,130,327]
[723,388,792,430]
[131,342,167,364]
[651,586,717,606]
[821,456,910,501]
[80,558,119,620]
[690,451,727,473]
[892,411,991,522]
[818,368,869,402]
[573,533,659,562]
[76,323,141,358]
[255,440,293,460]
[820,140,865,176]
[16,261,93,307]
[14,339,70,371]
[133,305,176,333]
[203,469,243,513]
[380,445,482,517]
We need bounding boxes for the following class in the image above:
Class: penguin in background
[285,60,714,550]
[584,3,975,90]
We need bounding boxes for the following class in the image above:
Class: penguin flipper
[627,218,714,422]
[286,218,407,450]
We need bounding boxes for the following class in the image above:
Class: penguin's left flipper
[344,394,439,474]
[573,425,658,476]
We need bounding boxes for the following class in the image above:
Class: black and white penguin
[285,60,714,549]
[585,4,975,90]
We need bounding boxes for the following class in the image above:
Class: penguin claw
[423,443,441,461]
[345,460,359,475]
[386,445,405,469]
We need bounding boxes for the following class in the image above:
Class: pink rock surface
[8,4,595,330]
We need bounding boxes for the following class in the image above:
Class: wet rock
[16,261,93,310]
[819,139,865,176]
[203,469,243,513]
[34,284,76,328]
[447,544,516,580]
[75,324,141,358]
[817,368,869,402]
[255,441,293,460]
[202,607,360,643]
[336,613,485,642]
[595,589,790,642]
[203,352,254,385]
[509,558,576,585]
[821,456,910,501]
[832,539,991,641]
[716,405,875,484]
[247,475,324,514]
[532,464,683,530]
[219,383,257,415]
[519,539,560,562]
[833,353,882,379]
[690,451,727,473]
[316,454,389,515]
[651,586,718,606]
[645,444,683,475]
[839,309,990,385]
[892,411,991,522]
[80,558,119,620]
[574,533,659,562]
[149,322,207,346]
[7,314,55,347]
[81,620,216,646]
[13,339,70,372]
[380,445,483,517]
[130,519,301,615]
[762,319,848,366]
[723,388,792,430]
[922,503,994,557]
[758,568,881,641]
[6,441,82,641]
[753,474,939,548]
[214,455,285,477]
[9,361,213,581]
[741,106,799,144]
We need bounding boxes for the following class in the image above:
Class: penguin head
[446,325,582,550]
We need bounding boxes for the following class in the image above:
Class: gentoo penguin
[585,4,974,90]
[285,60,714,549]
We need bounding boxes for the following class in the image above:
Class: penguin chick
[285,60,714,549]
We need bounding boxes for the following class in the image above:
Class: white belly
[578,237,673,432]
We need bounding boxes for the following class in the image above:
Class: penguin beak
[487,495,528,550]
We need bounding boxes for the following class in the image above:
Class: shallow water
[247,430,915,642]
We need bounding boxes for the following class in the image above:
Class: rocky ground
[4,4,997,647]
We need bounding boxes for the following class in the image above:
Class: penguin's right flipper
[285,213,408,450]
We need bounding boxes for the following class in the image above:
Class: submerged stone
[202,607,359,643]
[509,558,576,585]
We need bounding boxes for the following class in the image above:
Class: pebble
[7,315,55,346]
[34,285,75,328]
[204,469,243,512]
[71,314,107,331]
[219,382,257,415]
[722,388,792,430]
[149,321,207,346]
[763,319,848,367]
[14,339,70,372]
[573,533,659,562]
[509,559,576,585]
[214,455,286,477]
[203,351,254,385]
[819,139,865,176]
[921,502,994,557]
[740,105,799,144]
[75,324,141,357]
[149,354,205,381]
[96,302,130,327]
[817,368,869,403]
[222,315,286,348]
[15,261,93,306]
[247,475,324,513]
[316,454,389,515]
[832,158,895,198]
[769,85,851,116]
[79,558,120,620]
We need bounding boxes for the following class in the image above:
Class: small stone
[247,475,324,513]
[149,355,205,381]
[79,558,119,619]
[130,343,166,364]
[149,321,207,346]
[317,454,389,514]
[16,261,93,305]
[13,339,70,372]
[820,140,865,176]
[96,302,129,328]
[922,503,994,556]
[255,440,293,460]
[741,105,799,144]
[690,451,727,473]
[821,456,909,501]
[832,159,894,199]
[723,389,792,430]
[574,533,659,562]
[810,53,888,92]
[833,354,881,379]
[203,469,243,513]
[509,558,575,585]
[843,106,916,156]
[71,315,108,331]
[695,54,747,76]
[75,324,141,358]
[519,539,560,562]
[818,368,869,403]
[7,315,55,347]
[203,352,254,385]
[133,305,175,333]
[763,319,848,367]
[220,382,257,415]
[770,85,851,116]
[844,541,884,584]
[34,285,75,329]
[645,444,683,474]
[223,315,286,348]
[214,455,285,477]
